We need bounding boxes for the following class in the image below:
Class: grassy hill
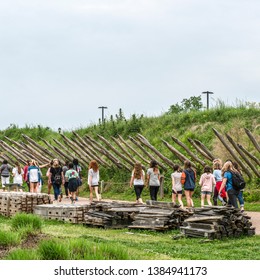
[0,103,259,202]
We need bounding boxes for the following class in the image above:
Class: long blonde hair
[133,162,143,179]
[221,161,234,176]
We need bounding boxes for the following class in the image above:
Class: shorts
[68,178,78,192]
[172,189,182,195]
[90,185,99,188]
[201,191,212,195]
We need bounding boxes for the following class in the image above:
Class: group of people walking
[0,158,101,205]
[1,156,245,210]
[130,158,245,211]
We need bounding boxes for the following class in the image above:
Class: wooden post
[244,128,260,153]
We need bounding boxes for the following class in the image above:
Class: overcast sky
[0,0,259,131]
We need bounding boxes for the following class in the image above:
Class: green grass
[1,214,259,260]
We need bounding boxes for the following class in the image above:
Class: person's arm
[129,171,134,188]
[61,168,65,185]
[48,168,52,184]
[172,175,177,192]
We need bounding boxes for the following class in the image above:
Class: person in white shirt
[12,161,24,191]
[88,160,100,202]
[130,162,145,204]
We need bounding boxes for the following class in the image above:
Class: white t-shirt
[171,171,182,191]
[12,167,24,185]
[88,168,100,186]
[132,170,145,185]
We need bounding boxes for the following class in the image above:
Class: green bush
[5,249,40,260]
[11,213,43,231]
[0,230,20,247]
[38,239,70,260]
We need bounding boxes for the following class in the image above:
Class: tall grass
[11,213,43,232]
[0,230,21,247]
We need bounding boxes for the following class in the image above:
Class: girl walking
[12,161,24,191]
[65,162,79,204]
[146,160,160,201]
[171,164,183,208]
[199,165,216,207]
[88,160,100,202]
[181,160,196,208]
[130,162,145,204]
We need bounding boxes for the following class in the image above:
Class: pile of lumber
[129,201,193,231]
[180,206,255,239]
[34,203,90,224]
[0,192,51,217]
[84,201,146,228]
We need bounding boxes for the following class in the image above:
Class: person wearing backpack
[0,160,12,191]
[233,162,245,212]
[146,160,160,201]
[218,161,239,208]
[48,159,64,202]
[181,160,196,208]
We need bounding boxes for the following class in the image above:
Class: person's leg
[201,193,205,207]
[154,186,159,201]
[237,191,244,211]
[185,190,191,207]
[227,189,239,208]
[190,191,194,207]
[206,193,212,206]
[150,186,156,201]
[178,193,184,208]
[89,186,93,202]
[53,183,60,200]
[172,191,177,203]
[213,187,218,205]
[94,187,100,201]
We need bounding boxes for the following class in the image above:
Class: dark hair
[150,160,159,172]
[204,165,212,173]
[3,160,8,164]
[184,160,191,169]
[65,160,70,166]
[173,164,180,172]
[73,158,79,165]
[68,162,74,169]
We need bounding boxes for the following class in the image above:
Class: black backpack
[53,168,62,185]
[231,171,246,191]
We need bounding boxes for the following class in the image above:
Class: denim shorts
[201,191,212,195]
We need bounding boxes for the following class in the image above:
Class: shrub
[5,249,39,260]
[0,230,20,247]
[11,213,43,231]
[38,239,70,260]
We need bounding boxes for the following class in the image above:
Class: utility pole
[98,106,108,124]
[202,91,214,110]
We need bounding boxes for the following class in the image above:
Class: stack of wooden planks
[34,203,90,223]
[0,192,51,217]
[180,206,255,239]
[128,201,193,231]
[84,201,146,228]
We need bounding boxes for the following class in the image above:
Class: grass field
[0,208,259,260]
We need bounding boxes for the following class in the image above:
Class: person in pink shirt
[199,165,216,207]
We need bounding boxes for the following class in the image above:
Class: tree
[168,96,203,114]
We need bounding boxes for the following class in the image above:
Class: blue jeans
[52,182,61,200]
[227,188,239,208]
[237,191,244,207]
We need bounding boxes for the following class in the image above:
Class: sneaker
[75,197,78,201]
